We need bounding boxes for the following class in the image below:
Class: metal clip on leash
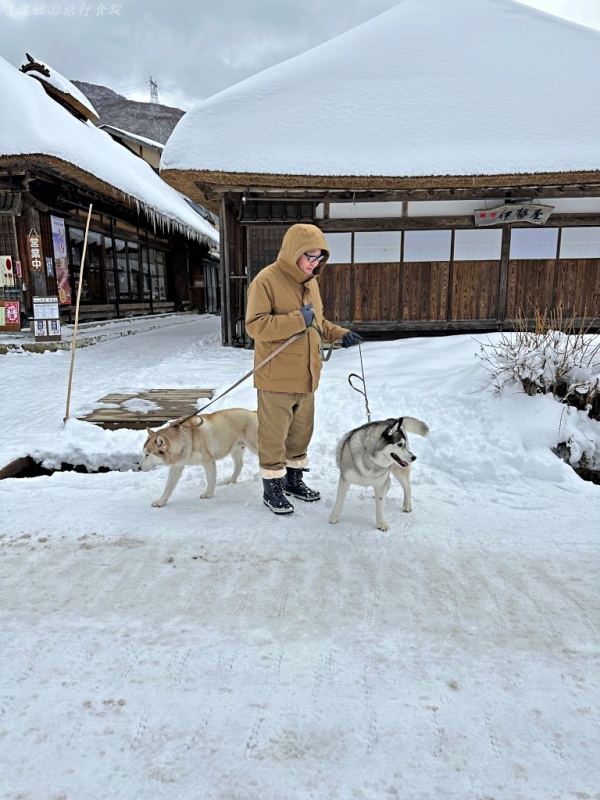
[347,341,372,422]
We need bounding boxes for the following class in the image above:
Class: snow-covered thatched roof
[161,0,600,201]
[99,125,164,152]
[0,57,218,246]
[20,53,100,121]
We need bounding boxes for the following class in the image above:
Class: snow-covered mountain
[72,80,184,144]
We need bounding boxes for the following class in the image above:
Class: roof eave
[161,167,600,209]
[0,154,214,245]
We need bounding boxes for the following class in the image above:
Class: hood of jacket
[277,223,330,281]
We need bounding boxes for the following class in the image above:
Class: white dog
[139,408,258,507]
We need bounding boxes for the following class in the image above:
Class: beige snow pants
[257,390,315,478]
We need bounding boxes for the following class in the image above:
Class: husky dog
[139,408,258,507]
[329,416,429,531]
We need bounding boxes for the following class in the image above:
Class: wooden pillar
[497,224,511,323]
[219,196,231,345]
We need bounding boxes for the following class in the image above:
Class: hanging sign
[50,216,71,305]
[474,202,554,227]
[0,255,14,287]
[28,230,44,271]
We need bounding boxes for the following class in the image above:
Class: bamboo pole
[63,203,93,424]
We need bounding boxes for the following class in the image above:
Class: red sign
[4,302,20,324]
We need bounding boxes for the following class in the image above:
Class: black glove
[341,331,363,348]
[300,303,314,327]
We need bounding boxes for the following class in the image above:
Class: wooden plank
[98,389,213,403]
[83,409,197,421]
[450,261,500,321]
[0,456,34,480]
[506,259,556,318]
[319,263,352,322]
[79,387,215,430]
[92,421,169,431]
[143,389,213,395]
[354,262,402,322]
[555,258,600,317]
[401,261,450,321]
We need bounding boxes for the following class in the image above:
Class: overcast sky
[2,0,600,110]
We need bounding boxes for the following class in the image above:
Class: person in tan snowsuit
[245,223,362,515]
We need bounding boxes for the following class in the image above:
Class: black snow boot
[282,467,321,502]
[262,478,294,515]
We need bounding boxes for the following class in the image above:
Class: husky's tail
[402,417,429,437]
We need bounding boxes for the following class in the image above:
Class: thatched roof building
[0,55,219,331]
[160,0,600,344]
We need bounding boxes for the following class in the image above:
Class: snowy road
[0,315,598,799]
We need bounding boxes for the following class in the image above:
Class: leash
[308,318,335,362]
[171,331,305,427]
[347,341,372,422]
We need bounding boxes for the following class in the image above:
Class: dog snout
[410,454,417,462]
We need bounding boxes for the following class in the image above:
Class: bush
[476,309,600,420]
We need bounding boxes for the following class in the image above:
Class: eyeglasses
[303,252,325,264]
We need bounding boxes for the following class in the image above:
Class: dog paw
[151,499,166,507]
[200,491,214,499]
[377,520,390,531]
[403,505,412,512]
[329,514,339,524]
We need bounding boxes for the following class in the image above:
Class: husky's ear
[384,418,403,438]
[156,435,168,450]
[146,427,155,436]
[383,418,400,440]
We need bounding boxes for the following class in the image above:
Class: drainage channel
[0,456,137,479]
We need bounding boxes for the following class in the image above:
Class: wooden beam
[318,213,600,232]
[201,183,600,204]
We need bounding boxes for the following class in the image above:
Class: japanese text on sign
[474,203,554,227]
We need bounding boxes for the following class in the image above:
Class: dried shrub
[476,308,600,420]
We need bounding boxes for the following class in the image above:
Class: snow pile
[0,315,598,800]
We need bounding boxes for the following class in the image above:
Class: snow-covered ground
[0,314,598,800]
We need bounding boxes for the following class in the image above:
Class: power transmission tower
[149,76,159,105]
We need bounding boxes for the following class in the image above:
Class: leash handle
[171,331,305,427]
[348,341,372,422]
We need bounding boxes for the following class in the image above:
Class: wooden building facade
[0,167,217,329]
[0,54,219,331]
[213,178,600,346]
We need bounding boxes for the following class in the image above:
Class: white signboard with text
[33,296,61,342]
[474,203,554,227]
